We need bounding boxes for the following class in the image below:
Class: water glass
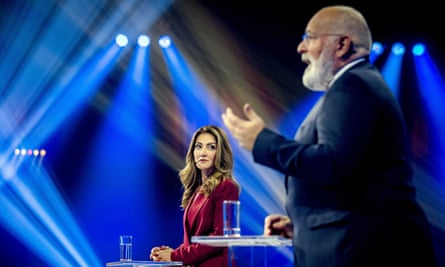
[223,200,241,237]
[120,235,133,261]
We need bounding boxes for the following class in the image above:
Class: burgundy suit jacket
[170,178,239,267]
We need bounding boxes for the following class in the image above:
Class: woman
[150,125,240,267]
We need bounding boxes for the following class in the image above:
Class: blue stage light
[115,34,129,47]
[137,34,150,47]
[369,41,385,63]
[391,42,405,56]
[372,42,384,55]
[158,35,171,48]
[412,43,426,56]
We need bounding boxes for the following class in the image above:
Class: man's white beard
[302,49,335,92]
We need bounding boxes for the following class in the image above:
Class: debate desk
[192,235,293,267]
[105,261,183,267]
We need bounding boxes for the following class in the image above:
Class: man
[222,5,435,267]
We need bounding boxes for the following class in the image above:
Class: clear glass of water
[223,200,241,237]
[119,235,133,261]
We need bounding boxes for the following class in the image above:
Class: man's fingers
[222,107,243,131]
[222,105,257,151]
[243,103,258,121]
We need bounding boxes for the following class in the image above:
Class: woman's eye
[194,144,203,150]
[207,144,217,151]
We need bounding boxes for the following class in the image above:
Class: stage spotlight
[371,42,384,55]
[369,41,385,63]
[412,43,426,56]
[137,34,150,47]
[391,42,405,56]
[14,147,47,157]
[158,35,171,48]
[115,34,129,47]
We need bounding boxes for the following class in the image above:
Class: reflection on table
[105,260,183,267]
[191,235,292,247]
[192,235,294,267]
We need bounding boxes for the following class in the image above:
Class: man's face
[300,34,337,91]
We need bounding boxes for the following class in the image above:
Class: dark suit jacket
[253,60,435,267]
[170,179,239,267]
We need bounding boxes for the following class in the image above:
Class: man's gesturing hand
[221,103,265,151]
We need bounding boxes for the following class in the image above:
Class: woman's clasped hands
[149,245,173,262]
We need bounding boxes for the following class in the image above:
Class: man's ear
[336,36,355,60]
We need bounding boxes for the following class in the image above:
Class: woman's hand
[149,245,172,261]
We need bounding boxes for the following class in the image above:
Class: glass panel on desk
[191,235,292,247]
[106,260,183,267]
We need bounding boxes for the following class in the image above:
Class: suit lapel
[294,95,325,141]
[185,193,209,235]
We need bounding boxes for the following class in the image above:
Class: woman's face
[194,132,217,176]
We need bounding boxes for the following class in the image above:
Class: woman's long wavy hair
[178,125,239,209]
